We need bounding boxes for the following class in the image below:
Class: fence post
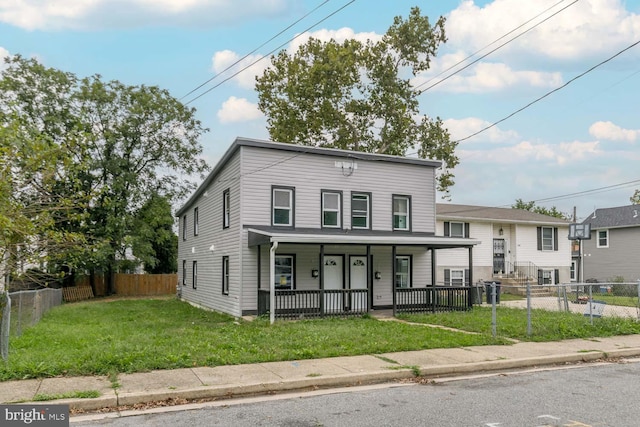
[1,294,10,361]
[491,282,497,338]
[588,283,593,325]
[526,280,532,336]
[637,280,640,321]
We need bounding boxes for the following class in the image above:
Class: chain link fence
[0,288,63,360]
[481,281,640,337]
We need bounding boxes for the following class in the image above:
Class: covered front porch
[247,227,479,322]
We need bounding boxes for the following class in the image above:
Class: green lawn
[0,297,507,381]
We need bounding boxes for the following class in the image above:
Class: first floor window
[182,260,187,286]
[393,195,410,230]
[542,269,552,285]
[597,230,609,248]
[450,269,464,286]
[192,261,197,289]
[395,255,411,288]
[570,260,577,281]
[275,255,294,289]
[222,256,229,295]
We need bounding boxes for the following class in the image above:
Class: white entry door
[323,255,343,313]
[349,256,368,311]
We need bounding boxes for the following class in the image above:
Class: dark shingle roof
[581,205,640,229]
[436,203,570,225]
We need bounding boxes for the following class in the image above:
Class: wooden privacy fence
[114,273,177,296]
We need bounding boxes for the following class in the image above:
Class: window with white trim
[541,227,554,251]
[450,269,465,286]
[182,260,187,286]
[570,260,577,281]
[395,255,411,288]
[392,195,410,230]
[450,222,465,238]
[194,207,199,236]
[192,261,197,289]
[274,255,294,289]
[182,215,187,240]
[351,193,370,229]
[222,256,229,295]
[542,269,552,285]
[322,191,341,228]
[272,187,294,226]
[597,230,609,248]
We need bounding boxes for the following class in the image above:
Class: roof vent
[634,210,638,218]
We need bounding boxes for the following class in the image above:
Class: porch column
[392,245,397,316]
[269,240,278,325]
[468,246,474,308]
[431,248,437,312]
[319,244,324,314]
[366,245,372,312]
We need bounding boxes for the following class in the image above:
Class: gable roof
[176,137,442,216]
[581,205,640,229]
[436,203,570,225]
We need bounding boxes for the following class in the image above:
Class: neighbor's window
[223,189,230,229]
[450,222,465,238]
[192,261,197,289]
[541,227,554,251]
[274,255,294,289]
[395,255,411,288]
[351,193,370,229]
[222,256,229,295]
[272,187,294,226]
[393,195,410,230]
[322,190,341,228]
[451,269,465,286]
[597,230,609,248]
[542,269,552,285]
[182,215,187,240]
[570,260,577,281]
[182,260,187,286]
[194,207,199,236]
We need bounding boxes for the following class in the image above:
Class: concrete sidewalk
[3,334,640,416]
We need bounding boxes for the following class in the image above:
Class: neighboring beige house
[436,204,572,287]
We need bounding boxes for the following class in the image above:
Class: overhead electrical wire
[180,0,331,101]
[184,0,357,105]
[416,0,581,94]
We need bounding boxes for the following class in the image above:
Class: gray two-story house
[580,205,640,282]
[176,138,479,319]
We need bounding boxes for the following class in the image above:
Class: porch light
[374,271,381,280]
[499,227,504,236]
[311,269,319,278]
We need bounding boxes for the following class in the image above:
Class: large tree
[631,190,639,204]
[0,56,209,291]
[512,199,570,220]
[255,7,458,194]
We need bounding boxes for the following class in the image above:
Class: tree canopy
[631,190,639,205]
[0,55,208,289]
[512,199,570,220]
[255,7,458,195]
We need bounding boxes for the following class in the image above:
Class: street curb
[39,347,640,414]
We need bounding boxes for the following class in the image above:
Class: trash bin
[485,281,501,304]
[470,284,484,305]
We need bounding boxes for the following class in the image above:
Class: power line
[416,0,580,94]
[180,0,331,101]
[455,39,640,143]
[184,0,357,105]
[414,0,570,93]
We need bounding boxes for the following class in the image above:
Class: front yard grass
[401,306,640,342]
[0,298,508,381]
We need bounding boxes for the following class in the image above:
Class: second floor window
[223,189,230,229]
[393,195,410,231]
[322,190,341,228]
[351,193,370,229]
[597,230,609,248]
[182,215,187,240]
[273,187,294,226]
[445,221,469,238]
[194,207,199,236]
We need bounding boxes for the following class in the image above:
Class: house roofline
[176,137,443,217]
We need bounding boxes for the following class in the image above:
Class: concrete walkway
[3,334,640,418]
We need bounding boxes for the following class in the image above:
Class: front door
[323,255,343,313]
[349,255,368,311]
[493,239,505,274]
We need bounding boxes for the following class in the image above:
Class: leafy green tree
[131,193,178,274]
[512,199,570,220]
[255,7,458,195]
[0,55,208,291]
[630,190,639,204]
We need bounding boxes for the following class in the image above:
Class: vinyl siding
[239,146,437,232]
[582,227,640,282]
[177,150,243,317]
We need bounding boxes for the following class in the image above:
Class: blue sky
[2,0,639,220]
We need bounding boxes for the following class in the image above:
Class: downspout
[269,240,278,325]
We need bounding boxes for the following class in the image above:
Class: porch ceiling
[246,226,480,249]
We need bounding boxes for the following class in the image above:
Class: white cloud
[217,96,262,124]
[589,121,638,142]
[0,46,9,71]
[0,0,293,30]
[211,50,268,90]
[444,117,519,143]
[446,0,640,62]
